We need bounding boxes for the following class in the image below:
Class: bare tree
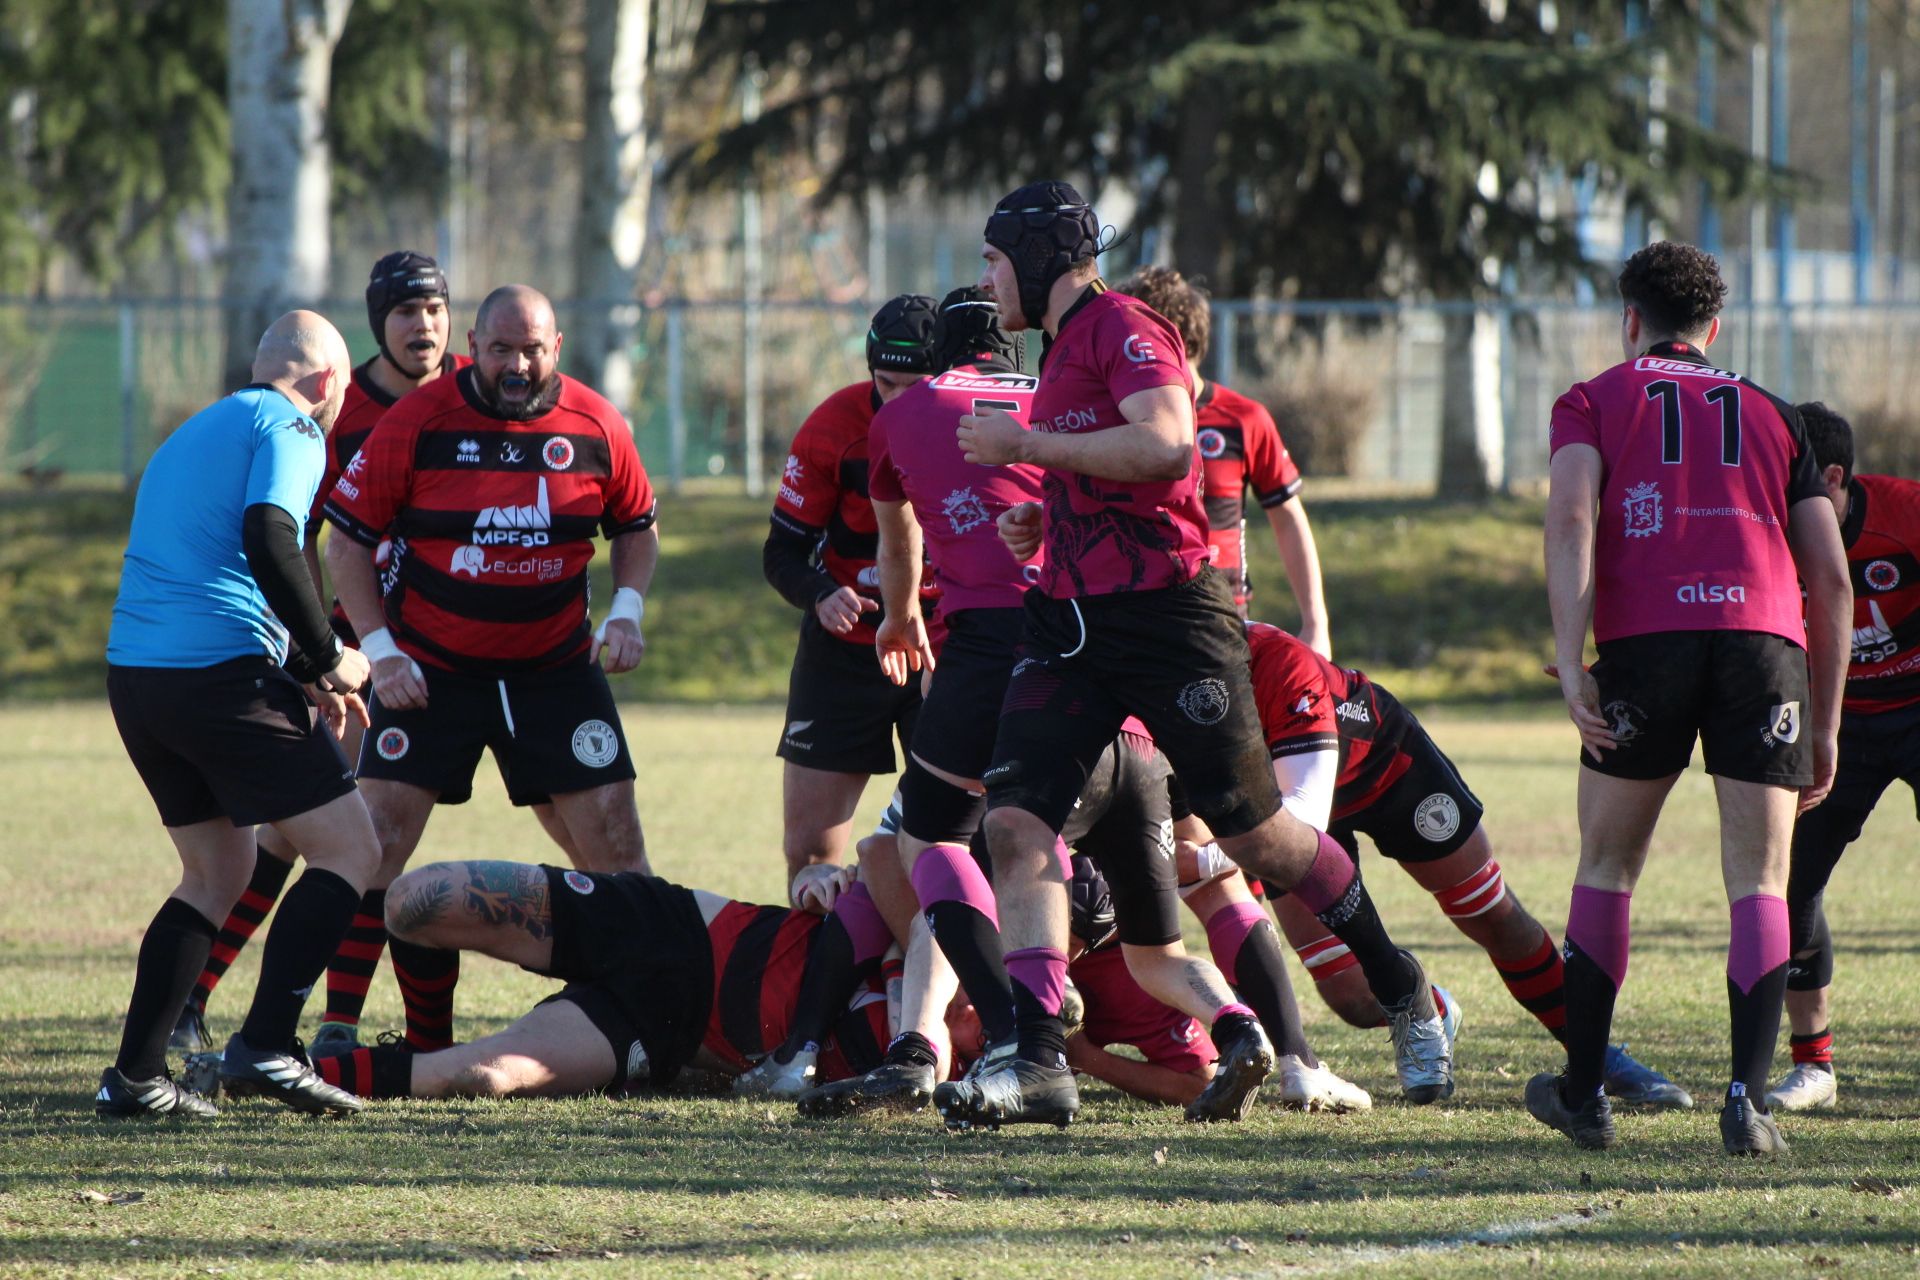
[224,0,353,389]
[570,0,651,415]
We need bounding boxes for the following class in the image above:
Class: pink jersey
[868,361,1044,616]
[1031,289,1208,599]
[1549,340,1824,646]
[1070,945,1215,1076]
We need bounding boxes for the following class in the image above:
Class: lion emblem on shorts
[1176,679,1231,726]
[1413,794,1461,842]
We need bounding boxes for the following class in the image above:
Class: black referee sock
[116,897,219,1081]
[239,868,361,1052]
[925,901,1017,1045]
[778,914,865,1063]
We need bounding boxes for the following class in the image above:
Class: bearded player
[172,251,475,1058]
[320,284,658,1058]
[1535,242,1849,1155]
[942,182,1443,1129]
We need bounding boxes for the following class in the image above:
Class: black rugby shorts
[357,660,635,805]
[983,567,1280,840]
[1329,721,1484,864]
[776,613,921,775]
[109,657,356,828]
[1585,629,1812,786]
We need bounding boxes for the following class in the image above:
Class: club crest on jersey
[1197,428,1227,460]
[563,870,596,895]
[1176,678,1231,725]
[942,487,991,535]
[1622,481,1662,538]
[571,720,620,768]
[1414,793,1461,842]
[375,728,410,761]
[543,437,575,470]
[1866,560,1901,592]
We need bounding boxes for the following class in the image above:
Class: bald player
[322,285,661,1054]
[101,311,378,1119]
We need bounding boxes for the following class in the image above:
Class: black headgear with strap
[365,250,449,367]
[930,286,1017,373]
[866,293,939,374]
[984,181,1102,330]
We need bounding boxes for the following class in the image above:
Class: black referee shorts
[108,656,356,828]
[983,567,1280,840]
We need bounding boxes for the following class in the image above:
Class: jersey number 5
[1645,379,1741,466]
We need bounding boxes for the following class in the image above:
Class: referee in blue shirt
[100,311,379,1118]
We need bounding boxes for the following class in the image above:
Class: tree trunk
[1435,308,1506,499]
[570,0,651,420]
[1170,92,1230,293]
[223,0,352,390]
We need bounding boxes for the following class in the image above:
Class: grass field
[2,702,1917,1278]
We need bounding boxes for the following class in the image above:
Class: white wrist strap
[598,588,645,638]
[359,627,423,679]
[1176,841,1239,901]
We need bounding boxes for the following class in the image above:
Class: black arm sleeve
[242,503,343,681]
[763,520,838,613]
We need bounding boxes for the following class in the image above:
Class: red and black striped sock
[320,889,388,1027]
[188,849,292,1014]
[1790,1028,1834,1068]
[1492,933,1569,1043]
[389,938,460,1051]
[314,1044,415,1098]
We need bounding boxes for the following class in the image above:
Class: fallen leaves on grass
[74,1189,143,1206]
[1850,1176,1902,1198]
[1151,1147,1167,1166]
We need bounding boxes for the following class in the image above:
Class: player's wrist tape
[359,627,424,682]
[1175,841,1238,900]
[595,588,646,648]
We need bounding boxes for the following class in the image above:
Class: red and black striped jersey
[1839,474,1920,715]
[1195,381,1302,601]
[307,354,471,535]
[700,901,890,1081]
[1246,621,1416,821]
[321,367,656,675]
[771,383,886,644]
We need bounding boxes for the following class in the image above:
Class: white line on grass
[1256,1207,1611,1275]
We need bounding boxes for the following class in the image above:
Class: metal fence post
[119,303,138,489]
[1214,305,1238,388]
[666,303,686,495]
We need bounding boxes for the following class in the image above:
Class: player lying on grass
[1174,622,1690,1107]
[794,731,1371,1123]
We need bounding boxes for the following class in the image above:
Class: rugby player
[764,295,938,917]
[1533,242,1850,1155]
[941,181,1444,1129]
[1185,620,1688,1107]
[321,285,658,1055]
[1120,267,1331,648]
[296,858,898,1101]
[175,251,473,1057]
[1766,403,1920,1111]
[100,312,375,1118]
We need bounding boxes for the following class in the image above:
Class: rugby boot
[1276,1055,1373,1113]
[1384,958,1454,1104]
[167,1004,211,1056]
[1184,1017,1275,1123]
[95,1066,219,1120]
[734,1046,819,1100]
[935,1056,1079,1131]
[1764,1063,1836,1113]
[1436,984,1463,1063]
[1720,1090,1788,1156]
[1525,1070,1616,1150]
[797,1061,937,1118]
[219,1033,363,1116]
[306,1021,361,1058]
[1603,1043,1694,1109]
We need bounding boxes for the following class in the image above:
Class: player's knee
[982,806,1052,872]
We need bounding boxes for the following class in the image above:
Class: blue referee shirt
[107,385,328,668]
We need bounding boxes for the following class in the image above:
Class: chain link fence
[4,297,1918,493]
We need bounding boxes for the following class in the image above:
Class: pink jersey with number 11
[1548,340,1825,646]
[867,361,1044,618]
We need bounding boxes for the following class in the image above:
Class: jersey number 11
[1645,379,1742,467]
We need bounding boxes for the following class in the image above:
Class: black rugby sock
[190,848,291,1013]
[925,901,1017,1044]
[1559,940,1619,1101]
[1232,920,1318,1066]
[778,915,865,1062]
[1316,889,1422,1011]
[1729,965,1790,1102]
[884,1031,939,1070]
[116,898,219,1080]
[239,868,360,1051]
